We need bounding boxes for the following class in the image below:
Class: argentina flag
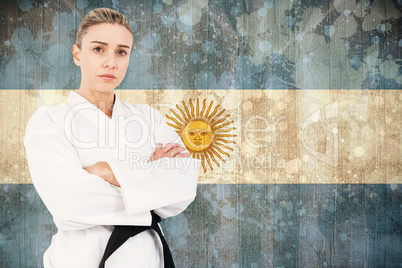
[0,0,401,267]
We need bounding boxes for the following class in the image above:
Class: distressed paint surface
[0,0,401,267]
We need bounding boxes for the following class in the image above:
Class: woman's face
[73,23,133,94]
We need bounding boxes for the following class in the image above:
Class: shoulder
[26,102,69,134]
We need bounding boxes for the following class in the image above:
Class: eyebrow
[90,41,131,49]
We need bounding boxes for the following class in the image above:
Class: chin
[97,84,118,93]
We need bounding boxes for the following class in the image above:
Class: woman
[24,8,200,268]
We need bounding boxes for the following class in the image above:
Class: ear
[72,45,81,66]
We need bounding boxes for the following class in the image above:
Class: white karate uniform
[24,92,200,267]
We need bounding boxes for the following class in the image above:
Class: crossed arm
[85,143,190,187]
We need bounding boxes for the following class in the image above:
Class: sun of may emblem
[166,98,237,173]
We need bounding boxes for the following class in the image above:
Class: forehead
[189,121,210,129]
[82,23,133,45]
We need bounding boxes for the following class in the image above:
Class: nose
[194,133,202,140]
[104,53,117,69]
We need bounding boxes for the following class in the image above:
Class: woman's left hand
[149,143,191,162]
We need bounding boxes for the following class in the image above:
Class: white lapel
[64,92,153,164]
[64,92,118,163]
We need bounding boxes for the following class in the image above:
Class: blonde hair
[75,8,133,48]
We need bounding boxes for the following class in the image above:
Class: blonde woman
[24,8,200,268]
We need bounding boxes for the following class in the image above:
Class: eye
[200,131,208,136]
[93,47,103,52]
[117,50,128,56]
[188,131,196,136]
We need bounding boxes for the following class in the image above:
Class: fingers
[173,152,191,158]
[149,143,190,161]
[160,143,181,152]
[160,146,187,157]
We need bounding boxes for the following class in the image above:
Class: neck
[77,89,115,118]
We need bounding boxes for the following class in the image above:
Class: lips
[99,74,117,81]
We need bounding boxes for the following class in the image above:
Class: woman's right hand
[149,143,191,162]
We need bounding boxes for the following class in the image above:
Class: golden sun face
[183,120,213,151]
[166,98,236,173]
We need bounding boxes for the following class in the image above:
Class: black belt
[99,211,175,268]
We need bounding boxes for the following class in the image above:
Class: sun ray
[211,144,231,158]
[166,114,184,127]
[216,134,237,138]
[200,99,206,117]
[208,146,226,161]
[204,101,213,118]
[204,153,214,171]
[206,148,220,167]
[215,127,236,133]
[167,122,182,130]
[214,121,235,131]
[216,138,236,144]
[196,99,199,116]
[182,101,192,119]
[210,108,225,123]
[169,109,186,124]
[200,155,207,173]
[189,99,195,117]
[176,105,189,122]
[215,141,235,151]
[207,104,220,121]
[211,114,230,128]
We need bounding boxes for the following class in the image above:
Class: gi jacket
[24,92,200,267]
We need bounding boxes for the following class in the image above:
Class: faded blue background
[0,0,401,267]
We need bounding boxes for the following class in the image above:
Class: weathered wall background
[0,0,401,267]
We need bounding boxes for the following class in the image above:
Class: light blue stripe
[1,1,401,90]
[0,184,400,267]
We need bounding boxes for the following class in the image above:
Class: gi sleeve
[24,107,152,231]
[106,105,201,218]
